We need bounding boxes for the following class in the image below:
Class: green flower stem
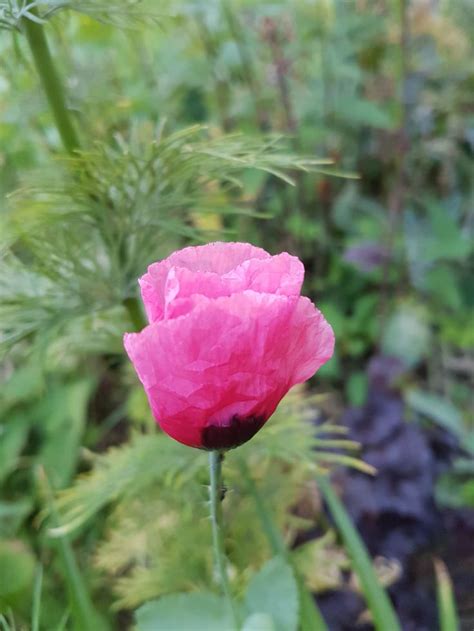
[23,12,80,153]
[208,451,240,629]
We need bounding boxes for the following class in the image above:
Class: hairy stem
[208,451,240,629]
[23,13,80,153]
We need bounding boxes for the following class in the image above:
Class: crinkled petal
[231,253,304,296]
[124,290,334,448]
[165,241,269,273]
[285,296,335,384]
[139,242,303,322]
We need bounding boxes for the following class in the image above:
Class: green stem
[208,451,240,629]
[23,12,80,153]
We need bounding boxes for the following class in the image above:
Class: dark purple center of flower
[201,414,266,450]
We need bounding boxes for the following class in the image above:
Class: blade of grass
[316,474,401,631]
[55,610,70,631]
[1,612,15,631]
[0,615,11,631]
[31,565,43,631]
[38,468,109,631]
[434,559,459,631]
[54,529,108,631]
[237,457,329,631]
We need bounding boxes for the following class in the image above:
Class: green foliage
[0,365,94,492]
[1,127,331,357]
[0,539,35,609]
[0,412,30,484]
[346,371,368,407]
[38,378,94,488]
[406,389,464,441]
[0,0,171,31]
[51,431,199,537]
[436,465,474,510]
[406,388,474,510]
[381,304,431,369]
[294,531,350,594]
[136,592,234,631]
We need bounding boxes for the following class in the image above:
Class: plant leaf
[0,413,30,484]
[38,379,95,489]
[135,592,233,631]
[244,557,298,631]
[242,613,276,631]
[406,390,464,440]
[434,559,459,631]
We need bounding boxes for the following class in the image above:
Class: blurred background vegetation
[0,1,473,629]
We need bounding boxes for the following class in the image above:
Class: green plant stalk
[238,458,328,631]
[55,610,71,631]
[208,451,240,629]
[434,559,459,631]
[54,533,107,631]
[0,614,13,631]
[23,13,80,153]
[31,565,43,631]
[316,474,401,631]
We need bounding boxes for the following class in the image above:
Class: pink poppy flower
[124,242,334,449]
